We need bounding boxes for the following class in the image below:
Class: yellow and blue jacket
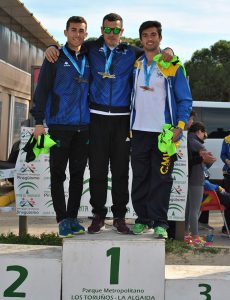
[221,134,230,175]
[130,54,192,131]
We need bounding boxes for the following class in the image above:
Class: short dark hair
[66,16,87,30]
[188,121,206,134]
[139,21,162,39]
[102,13,123,27]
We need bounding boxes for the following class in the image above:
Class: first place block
[62,231,165,300]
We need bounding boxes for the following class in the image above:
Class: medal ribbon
[143,57,156,87]
[62,46,86,78]
[103,44,115,74]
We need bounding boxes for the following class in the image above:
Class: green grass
[0,232,221,254]
[0,232,62,246]
[166,239,220,254]
[166,239,191,254]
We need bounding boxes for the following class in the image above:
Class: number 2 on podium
[3,265,28,298]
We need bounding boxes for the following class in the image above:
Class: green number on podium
[199,283,211,300]
[106,247,120,284]
[3,265,28,298]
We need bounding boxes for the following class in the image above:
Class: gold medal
[98,72,116,79]
[140,86,154,92]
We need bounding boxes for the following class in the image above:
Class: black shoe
[113,218,130,234]
[88,215,105,234]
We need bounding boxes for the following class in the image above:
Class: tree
[185,40,230,102]
[121,37,142,48]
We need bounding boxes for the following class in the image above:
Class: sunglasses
[103,27,122,35]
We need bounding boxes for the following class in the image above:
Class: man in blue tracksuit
[86,14,175,234]
[130,21,192,238]
[45,13,174,234]
[31,16,90,237]
[86,13,144,234]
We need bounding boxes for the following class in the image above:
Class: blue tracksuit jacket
[84,36,142,113]
[221,135,230,176]
[31,43,90,129]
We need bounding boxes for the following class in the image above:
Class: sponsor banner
[15,127,188,220]
[168,133,188,220]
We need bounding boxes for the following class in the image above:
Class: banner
[15,127,188,220]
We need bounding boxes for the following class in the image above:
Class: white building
[0,0,58,160]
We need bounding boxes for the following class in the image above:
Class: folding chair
[200,190,230,239]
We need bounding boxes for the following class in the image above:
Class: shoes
[184,234,193,244]
[58,219,73,238]
[68,218,85,235]
[131,223,148,235]
[113,218,130,234]
[188,236,211,247]
[198,222,214,230]
[88,215,105,234]
[154,226,168,239]
[192,236,207,247]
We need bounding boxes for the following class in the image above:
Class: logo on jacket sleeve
[64,61,71,67]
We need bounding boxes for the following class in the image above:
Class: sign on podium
[62,233,165,300]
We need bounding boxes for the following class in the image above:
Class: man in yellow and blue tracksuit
[221,134,230,192]
[130,20,192,238]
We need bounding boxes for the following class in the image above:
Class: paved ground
[0,203,229,248]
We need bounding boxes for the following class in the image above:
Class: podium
[62,231,165,300]
[165,265,230,300]
[0,244,61,300]
[1,237,230,299]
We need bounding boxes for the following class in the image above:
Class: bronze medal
[140,86,154,92]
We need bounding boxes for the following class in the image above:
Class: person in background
[186,110,213,230]
[30,16,90,238]
[203,179,230,236]
[187,110,212,230]
[221,134,230,192]
[185,122,216,245]
[129,20,192,239]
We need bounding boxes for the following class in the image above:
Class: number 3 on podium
[199,283,211,300]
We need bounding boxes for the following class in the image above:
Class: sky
[21,0,230,62]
